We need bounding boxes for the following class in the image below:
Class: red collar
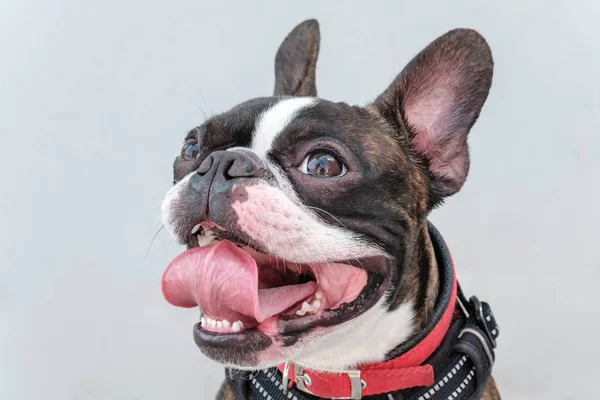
[277,261,457,399]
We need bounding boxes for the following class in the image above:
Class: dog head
[161,20,492,371]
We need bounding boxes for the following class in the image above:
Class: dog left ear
[374,29,493,201]
[273,19,320,97]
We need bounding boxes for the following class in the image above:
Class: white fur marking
[232,183,384,263]
[252,97,316,158]
[293,298,415,371]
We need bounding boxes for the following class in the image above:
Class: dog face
[161,20,492,370]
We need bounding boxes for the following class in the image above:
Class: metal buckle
[282,362,365,399]
[281,361,291,394]
[293,363,313,395]
[335,369,365,400]
[470,296,496,348]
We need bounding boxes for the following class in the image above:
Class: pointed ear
[274,19,320,97]
[375,29,493,200]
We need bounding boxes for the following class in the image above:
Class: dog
[161,19,500,400]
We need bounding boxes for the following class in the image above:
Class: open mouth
[161,222,389,341]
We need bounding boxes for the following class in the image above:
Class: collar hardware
[292,363,313,395]
[282,362,366,399]
[333,369,364,399]
[469,295,498,348]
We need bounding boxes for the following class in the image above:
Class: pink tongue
[161,241,317,323]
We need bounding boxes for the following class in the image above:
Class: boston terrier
[161,19,500,400]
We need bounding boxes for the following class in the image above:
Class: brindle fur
[205,19,499,399]
[216,381,237,400]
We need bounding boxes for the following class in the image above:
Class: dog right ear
[374,29,493,203]
[273,19,320,97]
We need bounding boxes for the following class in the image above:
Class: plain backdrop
[1,1,599,399]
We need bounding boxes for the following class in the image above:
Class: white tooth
[191,223,201,234]
[197,234,215,247]
[209,318,216,328]
[297,301,311,316]
[311,300,321,311]
[297,299,321,316]
[232,321,243,332]
[222,320,231,329]
[315,289,323,300]
[200,317,206,327]
[217,321,223,329]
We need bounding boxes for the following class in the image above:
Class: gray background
[1,1,598,399]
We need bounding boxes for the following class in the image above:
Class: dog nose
[197,150,262,180]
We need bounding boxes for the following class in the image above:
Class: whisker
[138,225,166,267]
[305,206,347,229]
[352,258,366,270]
[197,91,215,116]
[324,261,335,277]
[194,102,209,120]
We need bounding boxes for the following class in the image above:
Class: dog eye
[300,151,347,177]
[180,139,200,160]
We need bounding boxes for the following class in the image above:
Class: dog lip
[183,220,230,244]
[185,221,254,249]
[193,322,272,349]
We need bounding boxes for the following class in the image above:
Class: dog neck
[292,221,440,372]
[400,222,440,332]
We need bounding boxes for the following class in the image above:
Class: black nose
[197,150,263,180]
[187,149,272,230]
